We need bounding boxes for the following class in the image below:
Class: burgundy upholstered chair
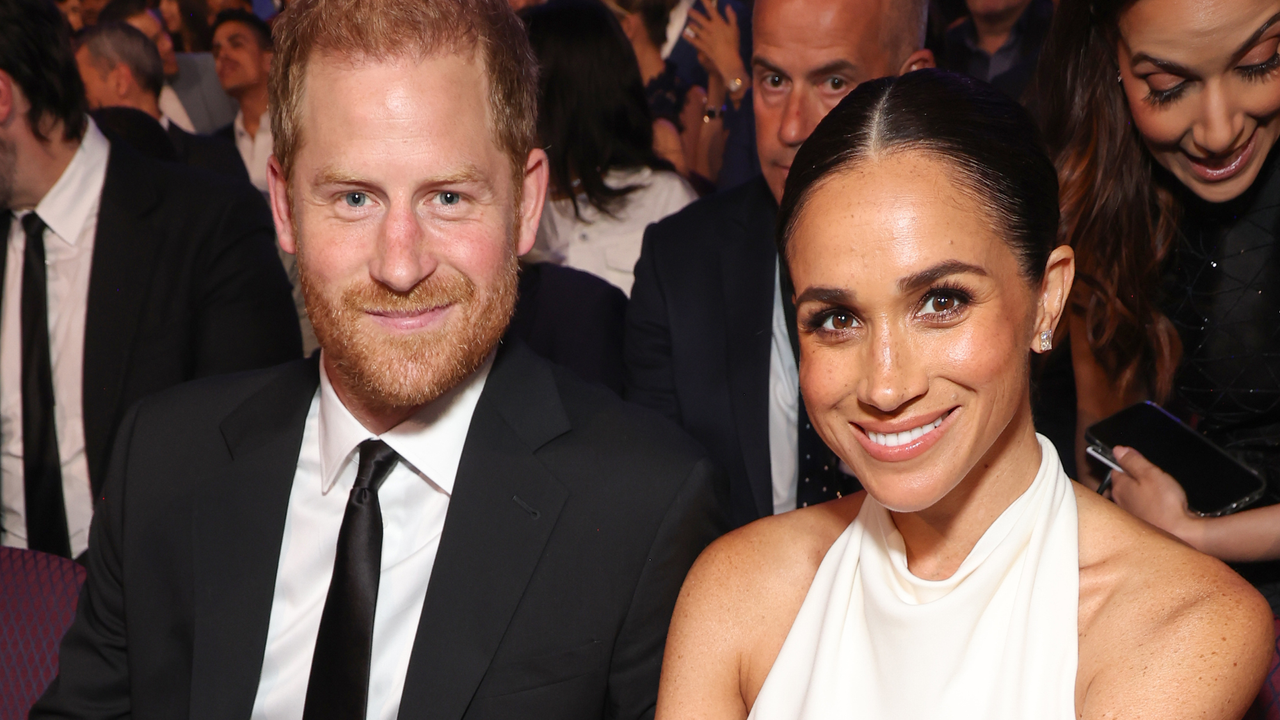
[0,547,86,718]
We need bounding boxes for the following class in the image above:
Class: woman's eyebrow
[897,260,987,293]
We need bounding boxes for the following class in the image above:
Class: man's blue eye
[439,192,461,206]
[344,192,367,207]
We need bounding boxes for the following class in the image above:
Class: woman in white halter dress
[655,71,1273,720]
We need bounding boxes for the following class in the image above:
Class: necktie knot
[354,439,399,493]
[21,212,46,241]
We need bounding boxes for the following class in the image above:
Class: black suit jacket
[508,262,628,395]
[167,123,251,182]
[34,341,725,719]
[625,176,779,528]
[76,139,301,494]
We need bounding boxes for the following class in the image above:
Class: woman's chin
[858,472,964,514]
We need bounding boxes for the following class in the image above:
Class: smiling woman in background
[1036,0,1280,611]
[654,70,1272,720]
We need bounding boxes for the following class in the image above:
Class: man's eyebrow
[311,165,491,189]
[806,59,858,82]
[795,286,853,306]
[751,56,787,78]
[897,260,988,293]
[1130,12,1280,75]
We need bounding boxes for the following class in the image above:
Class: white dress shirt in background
[233,107,272,193]
[158,85,196,133]
[0,119,109,557]
[533,167,696,296]
[768,261,799,515]
[250,352,493,720]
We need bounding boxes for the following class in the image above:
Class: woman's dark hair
[779,70,1060,286]
[0,0,88,143]
[521,0,670,219]
[1032,0,1181,402]
[172,0,213,52]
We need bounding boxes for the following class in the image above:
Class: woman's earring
[1039,330,1053,352]
[1117,71,1123,84]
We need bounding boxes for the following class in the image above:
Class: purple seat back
[0,547,86,719]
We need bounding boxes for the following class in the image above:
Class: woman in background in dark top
[1036,0,1280,610]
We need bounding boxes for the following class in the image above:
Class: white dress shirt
[250,352,493,720]
[661,0,697,59]
[158,84,195,133]
[233,107,273,193]
[533,167,697,296]
[0,120,109,557]
[768,260,799,515]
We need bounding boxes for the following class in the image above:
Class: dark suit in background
[508,262,629,395]
[34,342,725,719]
[78,138,301,495]
[167,123,251,181]
[625,176,778,528]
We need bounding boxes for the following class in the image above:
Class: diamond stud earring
[1039,329,1053,352]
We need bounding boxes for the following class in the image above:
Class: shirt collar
[233,107,270,139]
[33,118,110,245]
[318,350,495,496]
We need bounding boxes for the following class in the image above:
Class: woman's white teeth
[867,414,945,447]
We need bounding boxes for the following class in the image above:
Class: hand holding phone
[1085,402,1265,517]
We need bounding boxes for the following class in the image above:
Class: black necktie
[302,439,400,720]
[15,213,70,557]
[778,261,861,508]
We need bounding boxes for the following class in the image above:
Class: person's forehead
[754,0,881,59]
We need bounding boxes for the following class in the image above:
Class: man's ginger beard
[298,239,519,414]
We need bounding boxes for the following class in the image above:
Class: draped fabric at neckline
[748,434,1079,720]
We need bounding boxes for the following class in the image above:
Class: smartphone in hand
[1085,402,1265,517]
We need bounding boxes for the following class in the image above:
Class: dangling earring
[1117,71,1123,84]
[1039,330,1053,352]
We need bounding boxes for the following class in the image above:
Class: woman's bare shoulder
[1074,484,1274,719]
[680,493,865,621]
[657,493,865,717]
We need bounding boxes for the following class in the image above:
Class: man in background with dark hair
[98,0,238,134]
[0,0,300,559]
[75,21,247,179]
[625,0,934,529]
[210,9,273,194]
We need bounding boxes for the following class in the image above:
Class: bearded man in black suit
[33,0,725,717]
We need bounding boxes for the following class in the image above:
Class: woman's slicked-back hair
[778,69,1060,285]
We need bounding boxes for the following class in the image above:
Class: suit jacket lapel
[82,141,165,493]
[722,177,779,518]
[189,358,320,720]
[397,342,570,720]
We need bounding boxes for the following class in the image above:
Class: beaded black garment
[1160,152,1280,467]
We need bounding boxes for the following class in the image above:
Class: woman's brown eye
[832,313,853,329]
[933,296,954,312]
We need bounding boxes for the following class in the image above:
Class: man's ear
[109,64,133,101]
[267,155,298,255]
[261,50,275,76]
[897,48,935,75]
[516,147,549,257]
[1031,244,1075,353]
[0,70,15,127]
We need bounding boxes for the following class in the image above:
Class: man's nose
[778,88,820,148]
[370,205,435,293]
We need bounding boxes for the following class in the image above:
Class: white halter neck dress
[747,434,1078,720]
